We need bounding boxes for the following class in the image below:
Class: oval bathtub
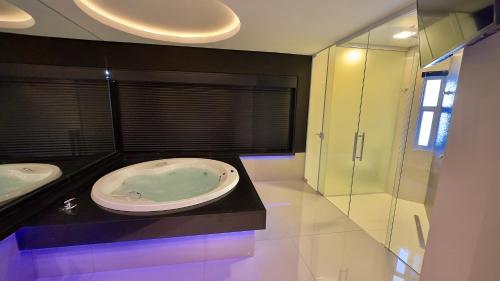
[0,163,62,204]
[91,158,239,213]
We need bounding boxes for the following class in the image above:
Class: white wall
[304,49,329,190]
[420,32,500,281]
[240,153,305,182]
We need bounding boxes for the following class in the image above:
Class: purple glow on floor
[264,202,292,208]
[0,234,36,281]
[3,230,255,280]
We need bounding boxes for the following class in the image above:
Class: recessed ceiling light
[0,0,35,29]
[393,31,416,39]
[345,49,363,63]
[74,0,241,44]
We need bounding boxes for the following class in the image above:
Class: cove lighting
[74,0,240,43]
[0,0,35,29]
[393,31,416,39]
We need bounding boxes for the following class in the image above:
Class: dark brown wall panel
[0,79,115,158]
[0,33,311,152]
[118,82,293,152]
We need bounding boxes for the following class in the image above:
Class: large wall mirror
[0,1,115,216]
[0,64,115,212]
[0,0,307,229]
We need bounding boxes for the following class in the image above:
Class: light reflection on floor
[327,193,429,273]
[2,181,421,281]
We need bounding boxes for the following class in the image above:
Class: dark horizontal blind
[0,79,115,158]
[118,82,293,152]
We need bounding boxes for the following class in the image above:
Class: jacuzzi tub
[91,158,239,213]
[0,163,62,204]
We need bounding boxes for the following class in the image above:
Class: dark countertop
[0,153,116,241]
[0,153,112,211]
[16,152,266,249]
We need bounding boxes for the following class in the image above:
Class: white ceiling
[348,10,418,49]
[369,10,418,48]
[0,0,415,55]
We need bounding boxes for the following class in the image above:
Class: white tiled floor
[387,195,429,273]
[328,194,393,244]
[327,193,429,273]
[35,181,420,281]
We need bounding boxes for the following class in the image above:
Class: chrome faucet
[60,198,77,214]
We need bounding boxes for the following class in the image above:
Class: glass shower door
[318,34,369,215]
[388,52,463,273]
[349,12,420,246]
[350,46,412,245]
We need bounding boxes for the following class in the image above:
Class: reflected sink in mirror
[0,163,62,205]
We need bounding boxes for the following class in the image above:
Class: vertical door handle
[352,132,366,161]
[352,132,359,161]
[358,132,366,161]
[338,269,349,281]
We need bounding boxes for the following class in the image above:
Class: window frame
[414,74,448,151]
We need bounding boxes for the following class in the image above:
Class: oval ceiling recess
[74,0,241,43]
[0,0,35,29]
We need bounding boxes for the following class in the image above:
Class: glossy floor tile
[328,194,392,244]
[0,234,36,281]
[389,196,429,273]
[33,181,420,281]
[327,193,429,273]
[294,230,419,281]
[255,181,360,241]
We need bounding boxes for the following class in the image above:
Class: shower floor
[326,193,429,273]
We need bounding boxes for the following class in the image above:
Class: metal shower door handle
[358,132,365,161]
[352,132,359,161]
[338,269,349,281]
[352,132,366,161]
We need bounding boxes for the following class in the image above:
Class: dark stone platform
[16,152,266,249]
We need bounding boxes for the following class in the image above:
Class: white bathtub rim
[91,158,239,212]
[0,163,62,203]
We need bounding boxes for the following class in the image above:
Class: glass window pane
[422,79,441,107]
[418,111,434,146]
[442,92,455,108]
[444,79,457,92]
[435,111,452,149]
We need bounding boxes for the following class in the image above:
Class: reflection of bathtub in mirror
[0,163,62,205]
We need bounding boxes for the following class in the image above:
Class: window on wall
[415,72,455,151]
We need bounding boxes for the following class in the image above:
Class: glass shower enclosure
[315,10,431,273]
[312,8,464,273]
